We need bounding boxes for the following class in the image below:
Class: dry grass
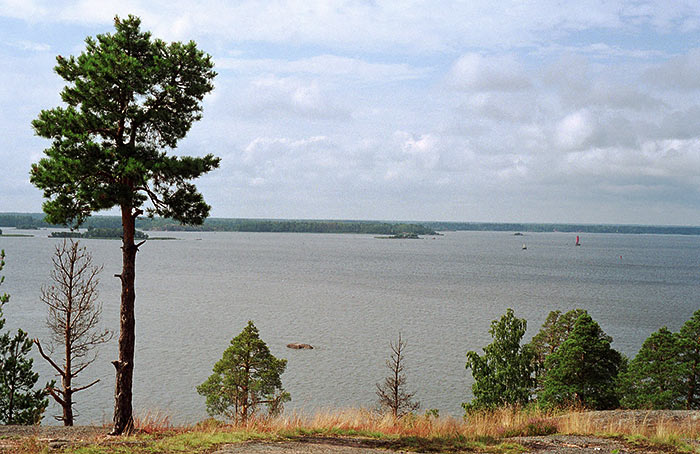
[37,408,700,453]
[209,407,559,440]
[556,409,700,439]
[93,407,700,441]
[132,409,176,434]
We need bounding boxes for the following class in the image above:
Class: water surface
[1,230,698,424]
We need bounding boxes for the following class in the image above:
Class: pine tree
[31,15,219,434]
[620,327,684,409]
[539,313,621,409]
[0,251,49,424]
[679,309,700,409]
[464,308,536,411]
[197,321,290,422]
[529,309,587,386]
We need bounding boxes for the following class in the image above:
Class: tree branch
[46,385,67,407]
[34,339,66,378]
[73,379,100,393]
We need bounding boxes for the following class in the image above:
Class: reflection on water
[1,230,698,424]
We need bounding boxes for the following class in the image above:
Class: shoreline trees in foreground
[464,308,700,413]
[197,321,290,423]
[30,15,220,434]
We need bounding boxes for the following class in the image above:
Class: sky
[2,1,700,225]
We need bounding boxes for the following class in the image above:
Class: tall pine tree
[31,15,219,434]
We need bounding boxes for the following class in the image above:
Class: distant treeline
[0,213,435,235]
[145,219,436,235]
[49,227,149,240]
[423,221,700,236]
[2,213,700,235]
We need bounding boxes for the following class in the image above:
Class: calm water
[0,229,698,424]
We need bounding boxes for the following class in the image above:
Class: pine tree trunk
[111,207,137,435]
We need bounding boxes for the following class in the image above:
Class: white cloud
[644,48,700,90]
[8,39,50,52]
[0,0,47,21]
[216,54,429,82]
[447,53,531,92]
[241,76,349,119]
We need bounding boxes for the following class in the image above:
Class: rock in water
[287,343,314,349]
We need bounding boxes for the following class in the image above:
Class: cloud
[216,54,430,82]
[4,1,700,54]
[0,0,47,21]
[644,48,700,90]
[447,53,531,92]
[238,76,349,120]
[7,39,50,52]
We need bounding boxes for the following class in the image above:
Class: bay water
[0,229,698,424]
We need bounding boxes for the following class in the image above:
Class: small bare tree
[376,333,419,417]
[34,240,111,426]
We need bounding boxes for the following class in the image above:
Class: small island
[0,228,34,238]
[50,227,149,240]
[375,232,421,239]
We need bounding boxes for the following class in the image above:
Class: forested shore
[2,213,699,236]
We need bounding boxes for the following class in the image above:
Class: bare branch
[72,379,100,393]
[36,239,112,426]
[376,332,420,418]
[34,339,65,378]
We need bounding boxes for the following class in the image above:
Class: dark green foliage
[30,14,220,227]
[529,309,587,388]
[463,309,536,411]
[0,251,49,424]
[679,309,700,409]
[620,327,685,409]
[539,313,621,410]
[197,321,290,422]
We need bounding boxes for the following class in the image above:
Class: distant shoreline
[1,213,699,236]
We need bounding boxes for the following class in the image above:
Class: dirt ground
[211,435,638,454]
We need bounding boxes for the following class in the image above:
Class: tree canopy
[464,308,536,411]
[31,14,219,226]
[197,321,290,422]
[620,327,685,409]
[539,313,622,410]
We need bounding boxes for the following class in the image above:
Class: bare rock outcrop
[287,343,314,350]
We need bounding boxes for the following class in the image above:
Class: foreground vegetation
[6,408,700,453]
